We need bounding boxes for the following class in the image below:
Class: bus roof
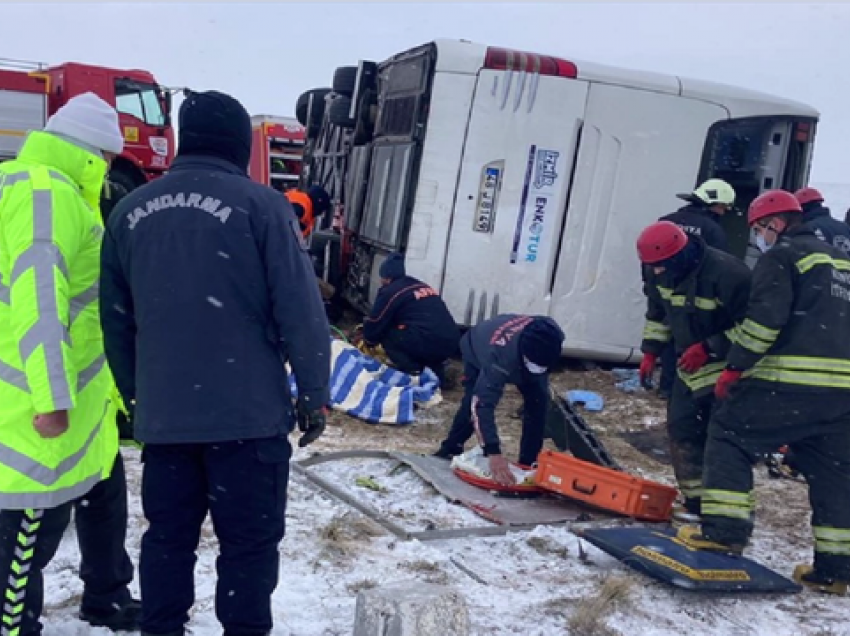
[430,39,819,120]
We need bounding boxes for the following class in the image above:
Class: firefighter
[434,314,565,485]
[285,184,331,238]
[636,221,751,522]
[679,190,850,595]
[654,179,737,399]
[794,186,850,254]
[0,93,139,634]
[100,91,331,635]
[361,252,460,385]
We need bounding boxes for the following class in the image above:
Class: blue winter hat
[520,318,565,368]
[379,252,406,280]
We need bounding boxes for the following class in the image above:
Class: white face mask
[524,357,548,375]
[755,234,772,253]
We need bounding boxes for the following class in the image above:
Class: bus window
[698,116,817,262]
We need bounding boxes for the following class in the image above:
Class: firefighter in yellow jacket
[0,93,134,635]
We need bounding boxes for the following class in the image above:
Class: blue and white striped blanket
[289,339,442,425]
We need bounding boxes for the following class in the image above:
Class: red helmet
[794,186,824,206]
[636,221,688,265]
[748,190,802,226]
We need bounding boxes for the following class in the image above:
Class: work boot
[793,564,849,596]
[671,504,701,528]
[80,598,141,632]
[675,525,745,555]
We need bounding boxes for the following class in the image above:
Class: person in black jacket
[655,178,736,399]
[434,315,565,486]
[637,221,751,522]
[795,186,850,254]
[679,190,850,596]
[100,90,331,636]
[362,253,460,384]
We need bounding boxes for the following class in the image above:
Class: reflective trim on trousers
[814,526,850,556]
[0,509,42,636]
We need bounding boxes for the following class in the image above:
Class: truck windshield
[115,78,166,127]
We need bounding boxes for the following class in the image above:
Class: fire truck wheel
[296,88,331,127]
[108,168,140,196]
[332,66,358,97]
[328,95,356,129]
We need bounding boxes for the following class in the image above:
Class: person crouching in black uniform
[362,252,460,385]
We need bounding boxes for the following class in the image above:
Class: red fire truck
[248,114,306,191]
[0,58,174,190]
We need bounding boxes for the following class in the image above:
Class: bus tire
[328,95,356,129]
[296,88,331,127]
[332,66,358,97]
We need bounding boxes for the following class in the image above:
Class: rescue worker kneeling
[679,190,850,595]
[637,221,751,522]
[361,252,460,385]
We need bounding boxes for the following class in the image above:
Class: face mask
[755,234,772,253]
[524,357,548,375]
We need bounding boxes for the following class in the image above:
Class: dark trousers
[75,452,134,615]
[702,384,850,580]
[438,363,544,466]
[667,377,716,514]
[139,437,290,636]
[659,342,676,394]
[382,329,451,384]
[0,453,132,636]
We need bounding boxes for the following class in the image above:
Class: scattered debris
[355,476,386,492]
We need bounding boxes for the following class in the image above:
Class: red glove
[639,353,658,389]
[678,342,710,373]
[715,369,743,400]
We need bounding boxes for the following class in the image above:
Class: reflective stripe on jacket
[0,131,118,509]
[728,226,850,392]
[641,241,752,396]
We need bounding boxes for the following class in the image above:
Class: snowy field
[37,366,850,636]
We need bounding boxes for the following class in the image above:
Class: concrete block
[353,581,470,636]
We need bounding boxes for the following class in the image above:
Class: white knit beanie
[44,92,124,155]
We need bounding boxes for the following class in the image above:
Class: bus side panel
[550,84,728,361]
[438,71,589,325]
[402,71,478,290]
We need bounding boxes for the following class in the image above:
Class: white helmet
[682,178,736,207]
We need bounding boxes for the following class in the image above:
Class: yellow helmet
[690,179,736,207]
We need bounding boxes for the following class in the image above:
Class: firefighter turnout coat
[0,132,119,509]
[727,226,850,388]
[642,241,752,397]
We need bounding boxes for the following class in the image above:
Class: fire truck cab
[0,58,174,191]
[299,39,819,363]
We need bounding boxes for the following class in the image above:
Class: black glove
[297,402,327,448]
[117,401,135,441]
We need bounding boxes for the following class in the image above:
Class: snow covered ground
[36,367,850,636]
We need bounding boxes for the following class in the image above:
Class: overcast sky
[6,3,849,185]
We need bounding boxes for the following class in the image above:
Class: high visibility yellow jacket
[0,131,118,509]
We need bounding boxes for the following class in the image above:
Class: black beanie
[178,90,252,171]
[520,318,565,368]
[308,185,331,216]
[379,252,406,280]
